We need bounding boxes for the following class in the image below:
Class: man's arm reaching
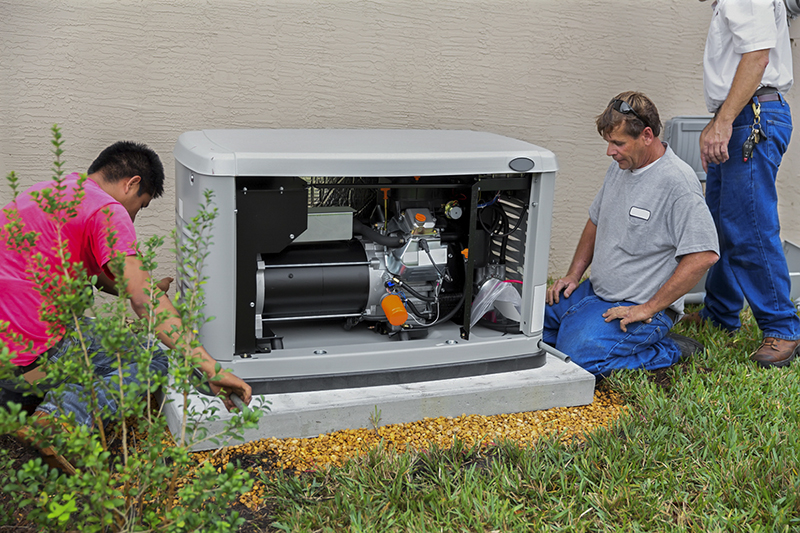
[602,250,719,332]
[96,271,173,296]
[121,255,252,410]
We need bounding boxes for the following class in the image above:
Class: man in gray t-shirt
[544,91,719,377]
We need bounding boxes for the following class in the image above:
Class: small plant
[368,405,382,434]
[0,126,263,531]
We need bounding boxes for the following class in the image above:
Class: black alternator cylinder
[257,240,370,319]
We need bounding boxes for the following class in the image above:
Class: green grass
[261,308,800,532]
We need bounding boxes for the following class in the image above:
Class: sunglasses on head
[609,99,651,131]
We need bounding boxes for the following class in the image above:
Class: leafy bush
[0,125,262,531]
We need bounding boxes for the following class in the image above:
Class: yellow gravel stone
[192,388,626,510]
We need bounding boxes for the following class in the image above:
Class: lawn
[257,308,800,532]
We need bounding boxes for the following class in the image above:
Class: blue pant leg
[704,100,799,340]
[702,161,746,331]
[543,279,597,346]
[554,297,680,376]
[79,341,169,426]
[35,321,169,427]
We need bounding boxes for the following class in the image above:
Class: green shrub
[0,125,262,532]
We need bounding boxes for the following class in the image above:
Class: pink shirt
[0,173,138,365]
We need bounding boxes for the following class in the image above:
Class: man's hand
[602,304,654,332]
[700,117,732,171]
[207,370,253,412]
[547,275,580,305]
[157,277,174,294]
[699,49,769,172]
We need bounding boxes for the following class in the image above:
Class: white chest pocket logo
[629,206,651,221]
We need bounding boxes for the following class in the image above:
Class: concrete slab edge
[161,355,595,451]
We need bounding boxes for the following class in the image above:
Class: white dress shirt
[703,0,793,113]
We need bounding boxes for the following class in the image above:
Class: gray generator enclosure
[174,130,558,395]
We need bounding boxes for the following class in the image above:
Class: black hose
[435,291,465,325]
[353,219,405,248]
[405,297,433,320]
[478,203,507,264]
[493,203,510,264]
[390,276,436,302]
[479,200,529,265]
[401,291,465,330]
[478,201,528,238]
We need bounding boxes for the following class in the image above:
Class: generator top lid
[174,129,558,177]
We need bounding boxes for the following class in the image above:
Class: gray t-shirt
[588,144,719,313]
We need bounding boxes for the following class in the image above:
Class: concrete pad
[162,354,595,451]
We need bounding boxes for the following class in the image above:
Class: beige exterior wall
[2,0,800,282]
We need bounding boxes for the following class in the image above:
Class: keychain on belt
[742,97,767,162]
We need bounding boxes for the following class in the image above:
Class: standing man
[687,0,800,367]
[546,92,719,377]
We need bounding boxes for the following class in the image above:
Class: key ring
[751,97,761,126]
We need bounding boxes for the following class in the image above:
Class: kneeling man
[545,91,719,377]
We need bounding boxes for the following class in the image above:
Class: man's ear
[641,127,656,145]
[124,175,142,194]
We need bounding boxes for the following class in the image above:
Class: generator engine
[256,200,466,339]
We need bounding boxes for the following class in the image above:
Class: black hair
[87,141,164,199]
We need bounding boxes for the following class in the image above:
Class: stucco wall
[2,0,800,282]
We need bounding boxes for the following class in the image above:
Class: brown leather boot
[750,337,800,369]
[680,311,704,326]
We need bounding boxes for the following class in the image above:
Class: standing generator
[173,129,558,396]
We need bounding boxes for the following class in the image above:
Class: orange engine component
[381,294,408,326]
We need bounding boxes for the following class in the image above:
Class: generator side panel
[520,171,556,338]
[175,164,237,361]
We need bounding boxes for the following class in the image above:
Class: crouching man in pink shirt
[0,141,251,471]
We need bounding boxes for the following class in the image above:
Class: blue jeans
[701,97,800,339]
[0,319,169,427]
[543,280,681,376]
